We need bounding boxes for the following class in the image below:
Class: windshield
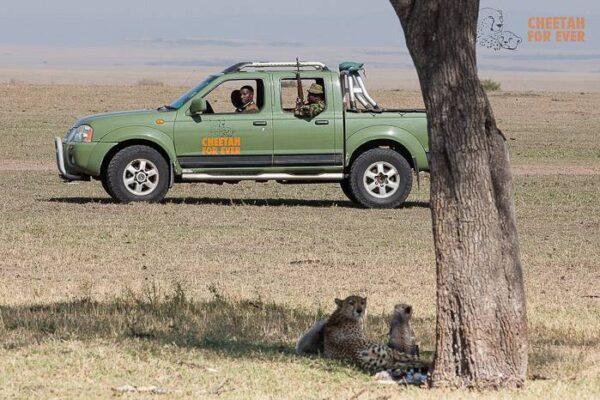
[169,75,219,109]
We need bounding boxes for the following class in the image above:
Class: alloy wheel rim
[123,159,159,196]
[363,161,400,199]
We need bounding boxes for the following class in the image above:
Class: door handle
[315,120,329,125]
[253,121,268,126]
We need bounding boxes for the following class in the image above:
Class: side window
[204,79,263,114]
[280,78,326,112]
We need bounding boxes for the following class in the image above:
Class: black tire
[340,179,358,205]
[105,145,169,203]
[100,174,115,199]
[348,148,413,209]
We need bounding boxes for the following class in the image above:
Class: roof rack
[222,61,329,73]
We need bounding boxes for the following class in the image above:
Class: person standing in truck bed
[295,83,325,118]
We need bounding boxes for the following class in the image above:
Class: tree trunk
[389,0,528,388]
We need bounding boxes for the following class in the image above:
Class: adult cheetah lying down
[298,295,427,374]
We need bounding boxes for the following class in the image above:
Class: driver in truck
[294,83,325,118]
[239,85,259,113]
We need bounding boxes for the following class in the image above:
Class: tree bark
[389,0,528,388]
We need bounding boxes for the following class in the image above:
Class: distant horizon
[1,0,598,91]
[1,39,599,74]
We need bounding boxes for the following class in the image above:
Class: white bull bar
[54,137,89,181]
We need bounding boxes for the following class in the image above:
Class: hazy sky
[1,0,597,49]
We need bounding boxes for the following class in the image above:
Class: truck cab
[55,61,429,208]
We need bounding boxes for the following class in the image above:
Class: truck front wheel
[105,145,169,203]
[348,148,413,208]
[340,179,358,205]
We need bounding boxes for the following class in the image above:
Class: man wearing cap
[294,83,325,118]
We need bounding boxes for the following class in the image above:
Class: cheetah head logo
[478,7,504,35]
[499,31,522,50]
[477,7,521,51]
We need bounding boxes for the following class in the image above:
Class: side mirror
[189,98,207,115]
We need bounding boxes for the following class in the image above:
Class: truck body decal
[178,153,343,168]
[273,154,343,166]
[201,136,241,155]
[179,155,271,168]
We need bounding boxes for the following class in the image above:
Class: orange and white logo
[528,17,585,42]
[201,137,241,155]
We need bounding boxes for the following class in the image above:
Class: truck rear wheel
[105,145,169,203]
[348,148,413,208]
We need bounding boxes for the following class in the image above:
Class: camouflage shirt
[241,101,259,113]
[294,100,325,118]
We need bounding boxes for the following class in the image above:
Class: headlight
[70,125,94,143]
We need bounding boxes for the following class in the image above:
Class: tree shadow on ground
[0,286,394,360]
[46,197,430,209]
[0,288,591,379]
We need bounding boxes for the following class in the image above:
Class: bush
[481,78,501,92]
[136,78,165,87]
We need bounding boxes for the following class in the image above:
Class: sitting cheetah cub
[323,295,422,373]
[388,303,419,357]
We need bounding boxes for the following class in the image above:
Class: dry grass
[0,84,599,398]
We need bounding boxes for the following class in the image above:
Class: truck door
[272,76,342,171]
[173,76,273,171]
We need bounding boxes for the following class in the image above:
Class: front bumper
[54,137,90,181]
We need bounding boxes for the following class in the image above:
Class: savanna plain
[0,80,599,399]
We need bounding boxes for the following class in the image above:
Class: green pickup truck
[55,61,429,208]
